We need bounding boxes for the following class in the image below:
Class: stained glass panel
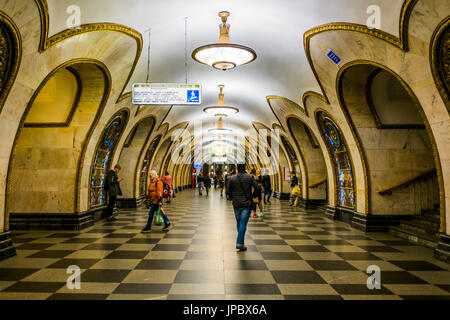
[317,112,355,208]
[139,135,161,196]
[89,111,127,207]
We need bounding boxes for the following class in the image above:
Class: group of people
[105,162,290,252]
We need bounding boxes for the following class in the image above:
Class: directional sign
[327,50,342,65]
[132,83,201,105]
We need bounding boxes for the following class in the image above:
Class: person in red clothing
[141,170,172,233]
[162,171,173,203]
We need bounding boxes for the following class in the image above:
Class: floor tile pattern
[1,189,449,300]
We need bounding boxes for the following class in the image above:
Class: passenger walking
[204,175,212,197]
[197,173,204,196]
[219,175,225,197]
[162,171,173,204]
[262,169,272,204]
[213,175,218,190]
[250,168,264,217]
[141,170,173,233]
[226,163,260,251]
[105,164,123,222]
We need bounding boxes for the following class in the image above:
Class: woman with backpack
[141,170,173,233]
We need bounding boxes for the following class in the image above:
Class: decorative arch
[89,109,129,208]
[6,59,111,228]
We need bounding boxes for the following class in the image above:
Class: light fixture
[192,11,257,71]
[208,117,232,135]
[203,85,239,117]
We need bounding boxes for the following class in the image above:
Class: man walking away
[105,164,123,222]
[227,163,260,251]
[262,169,272,204]
[141,170,173,233]
[204,175,212,197]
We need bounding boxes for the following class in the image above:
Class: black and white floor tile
[0,189,449,300]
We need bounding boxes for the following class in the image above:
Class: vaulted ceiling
[47,0,404,137]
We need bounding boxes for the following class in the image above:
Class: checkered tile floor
[1,189,449,300]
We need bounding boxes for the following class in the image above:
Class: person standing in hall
[219,175,225,197]
[262,169,272,204]
[105,164,123,222]
[141,170,173,232]
[162,171,173,204]
[289,171,299,206]
[213,175,218,190]
[197,172,204,196]
[227,163,260,251]
[250,168,264,217]
[204,174,212,197]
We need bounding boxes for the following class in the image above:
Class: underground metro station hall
[0,0,449,303]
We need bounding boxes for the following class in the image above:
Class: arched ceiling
[47,0,404,140]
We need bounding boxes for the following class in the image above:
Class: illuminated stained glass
[139,135,161,196]
[317,112,354,208]
[90,111,128,207]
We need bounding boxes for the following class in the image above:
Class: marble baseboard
[325,206,411,232]
[273,191,290,200]
[9,206,107,231]
[435,234,450,263]
[0,231,16,261]
[298,198,327,210]
[116,197,144,208]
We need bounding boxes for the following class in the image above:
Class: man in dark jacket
[226,163,260,251]
[262,169,272,204]
[105,164,123,222]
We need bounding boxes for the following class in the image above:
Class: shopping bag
[153,207,164,226]
[294,197,299,207]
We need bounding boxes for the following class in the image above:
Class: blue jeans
[144,204,170,229]
[263,187,272,203]
[233,207,251,246]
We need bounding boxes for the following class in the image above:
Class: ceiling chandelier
[203,85,239,117]
[208,117,232,135]
[192,11,257,71]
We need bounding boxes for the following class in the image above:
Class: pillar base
[435,234,450,263]
[273,191,290,200]
[324,206,410,232]
[117,197,144,208]
[9,206,107,231]
[0,231,16,261]
[298,198,327,210]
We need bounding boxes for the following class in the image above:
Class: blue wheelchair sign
[187,90,200,103]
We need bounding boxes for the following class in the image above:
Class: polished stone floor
[0,189,449,300]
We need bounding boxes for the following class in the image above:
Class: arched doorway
[7,61,110,230]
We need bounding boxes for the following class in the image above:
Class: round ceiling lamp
[203,85,239,117]
[208,117,232,135]
[192,11,257,71]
